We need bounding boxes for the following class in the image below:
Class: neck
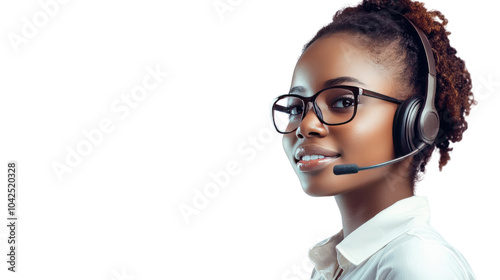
[334,175,413,238]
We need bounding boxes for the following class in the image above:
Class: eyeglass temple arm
[362,90,404,104]
[273,104,291,113]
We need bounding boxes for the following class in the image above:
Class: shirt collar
[308,195,431,279]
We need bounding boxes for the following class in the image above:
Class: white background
[0,0,498,279]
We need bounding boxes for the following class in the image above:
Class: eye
[286,100,304,115]
[289,104,303,115]
[331,96,355,109]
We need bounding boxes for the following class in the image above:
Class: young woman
[271,0,476,279]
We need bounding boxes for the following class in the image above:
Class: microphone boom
[333,143,427,175]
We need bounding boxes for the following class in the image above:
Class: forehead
[291,33,392,95]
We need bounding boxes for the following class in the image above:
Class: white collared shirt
[308,196,476,280]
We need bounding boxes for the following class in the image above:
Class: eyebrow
[288,76,366,94]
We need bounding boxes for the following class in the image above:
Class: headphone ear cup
[393,96,423,157]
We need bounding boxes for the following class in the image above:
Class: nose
[296,102,328,139]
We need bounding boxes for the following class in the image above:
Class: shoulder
[374,226,475,280]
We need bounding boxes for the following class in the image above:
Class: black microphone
[333,143,428,175]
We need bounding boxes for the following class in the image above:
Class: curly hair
[301,0,476,191]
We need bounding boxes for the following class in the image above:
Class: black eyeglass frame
[271,85,405,134]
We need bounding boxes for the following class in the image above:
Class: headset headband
[388,9,439,144]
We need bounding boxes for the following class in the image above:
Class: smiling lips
[294,145,341,172]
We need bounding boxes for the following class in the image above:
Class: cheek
[340,106,396,164]
[282,134,295,162]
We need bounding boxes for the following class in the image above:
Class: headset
[333,9,440,175]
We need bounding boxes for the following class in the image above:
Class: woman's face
[283,33,406,196]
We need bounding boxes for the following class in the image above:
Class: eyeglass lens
[273,87,356,133]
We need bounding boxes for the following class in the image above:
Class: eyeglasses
[271,85,404,134]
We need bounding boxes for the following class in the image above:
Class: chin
[297,170,362,197]
[299,178,337,197]
[303,187,328,197]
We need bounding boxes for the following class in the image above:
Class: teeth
[301,155,326,161]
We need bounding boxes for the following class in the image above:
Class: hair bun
[361,0,410,15]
